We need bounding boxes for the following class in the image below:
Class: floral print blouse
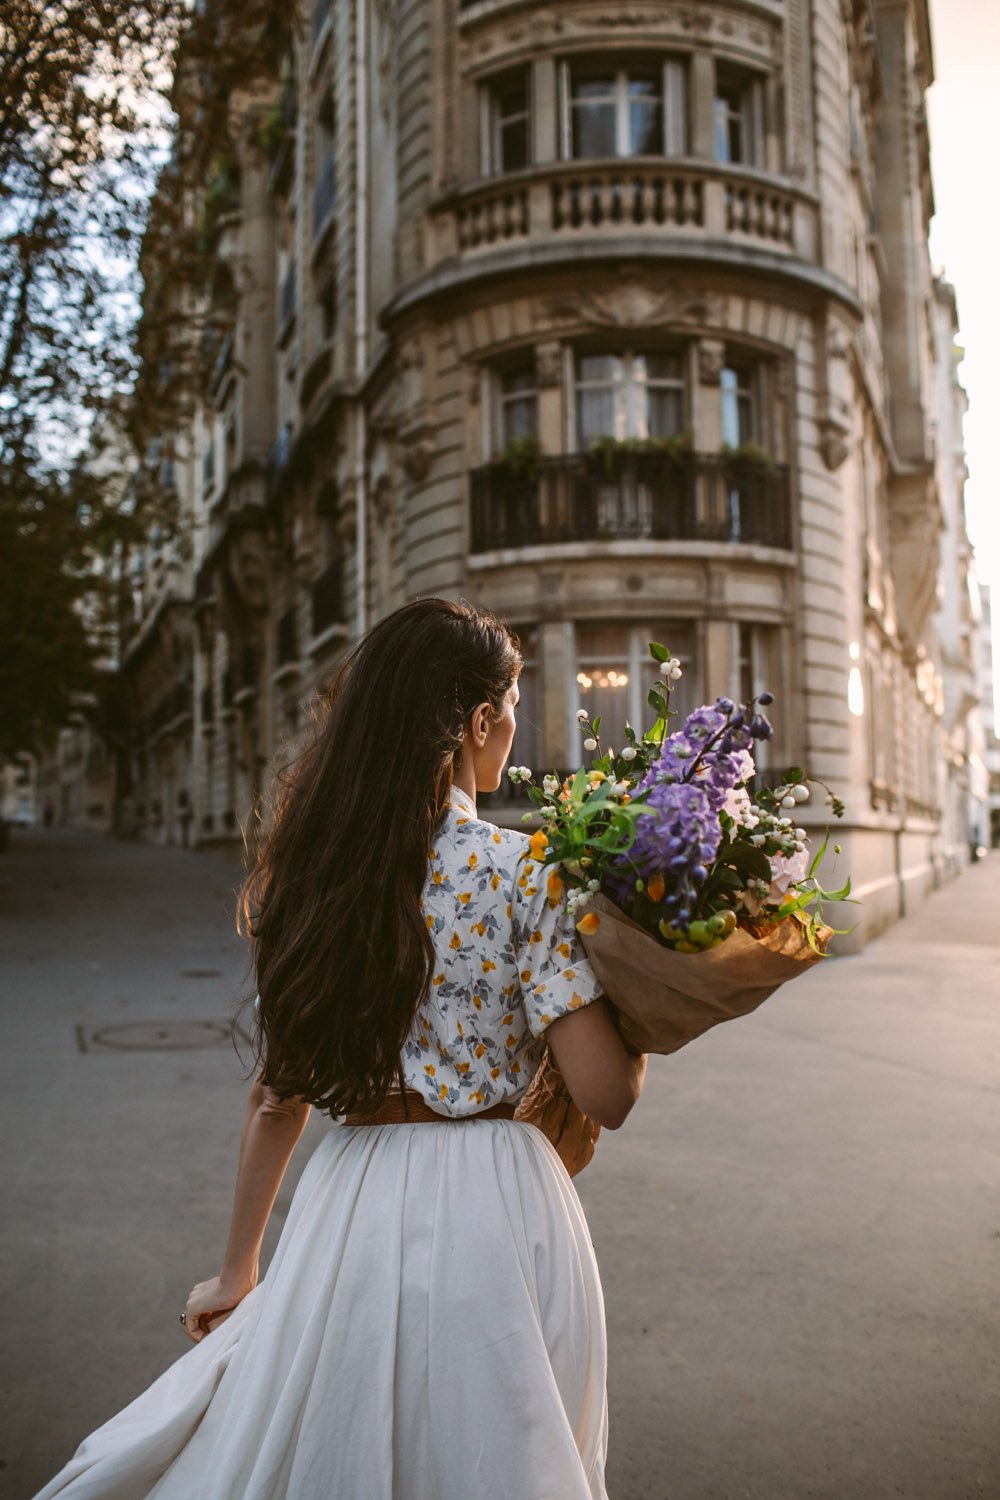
[400,783,607,1117]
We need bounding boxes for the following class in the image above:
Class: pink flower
[768,848,809,903]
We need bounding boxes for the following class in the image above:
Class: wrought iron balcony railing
[469,451,793,553]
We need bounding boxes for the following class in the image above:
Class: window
[713,68,764,167]
[721,360,761,448]
[487,73,531,174]
[574,351,687,447]
[318,277,336,344]
[562,61,687,160]
[574,622,696,753]
[499,366,538,446]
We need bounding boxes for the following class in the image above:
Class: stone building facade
[113,0,988,945]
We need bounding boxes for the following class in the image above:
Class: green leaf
[592,714,602,736]
[648,642,670,663]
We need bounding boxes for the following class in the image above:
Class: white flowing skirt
[34,1118,608,1500]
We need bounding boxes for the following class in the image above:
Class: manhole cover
[76,1020,236,1054]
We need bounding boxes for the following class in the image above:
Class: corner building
[155,0,968,947]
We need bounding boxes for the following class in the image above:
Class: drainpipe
[353,0,369,639]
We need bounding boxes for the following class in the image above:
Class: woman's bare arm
[182,1077,311,1341]
[545,998,647,1129]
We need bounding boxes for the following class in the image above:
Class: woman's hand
[181,1273,254,1344]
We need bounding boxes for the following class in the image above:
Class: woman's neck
[449,764,477,807]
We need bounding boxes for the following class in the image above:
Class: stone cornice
[381,236,862,328]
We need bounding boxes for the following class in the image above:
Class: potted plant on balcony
[585,429,693,478]
[721,440,777,473]
[495,435,542,486]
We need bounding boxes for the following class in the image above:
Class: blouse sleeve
[511,848,607,1039]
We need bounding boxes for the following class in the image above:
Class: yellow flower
[576,911,601,935]
[482,959,496,974]
[438,1083,449,1099]
[529,929,543,944]
[492,832,502,845]
[475,1043,486,1058]
[491,874,502,890]
[424,1064,436,1076]
[569,992,584,1009]
[467,853,478,869]
[558,941,571,958]
[491,1067,501,1080]
[547,869,564,901]
[647,873,666,903]
[457,1061,470,1074]
[520,969,532,983]
[529,829,549,860]
[449,932,462,950]
[458,892,472,904]
[432,972,445,986]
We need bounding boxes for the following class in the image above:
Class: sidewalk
[2,829,998,1499]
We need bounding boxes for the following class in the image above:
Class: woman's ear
[470,700,492,747]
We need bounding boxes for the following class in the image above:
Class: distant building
[980,585,1000,846]
[100,0,985,945]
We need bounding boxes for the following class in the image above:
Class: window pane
[627,78,662,156]
[571,77,616,159]
[577,387,618,444]
[713,95,734,163]
[646,352,684,383]
[503,397,537,443]
[502,368,536,396]
[576,625,631,753]
[577,353,619,384]
[497,83,528,121]
[628,100,662,155]
[499,117,529,172]
[647,387,685,438]
[721,366,754,447]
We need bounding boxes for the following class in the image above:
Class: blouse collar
[446,784,478,817]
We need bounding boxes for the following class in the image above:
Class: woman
[34,597,646,1500]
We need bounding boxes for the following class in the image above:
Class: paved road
[2,826,998,1500]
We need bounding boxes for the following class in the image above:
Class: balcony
[313,151,337,247]
[469,451,793,554]
[424,159,818,286]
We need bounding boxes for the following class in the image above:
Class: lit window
[575,623,696,753]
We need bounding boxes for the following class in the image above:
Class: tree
[0,0,298,756]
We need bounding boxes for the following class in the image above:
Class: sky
[926,0,1000,613]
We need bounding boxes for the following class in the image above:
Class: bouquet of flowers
[509,641,853,1060]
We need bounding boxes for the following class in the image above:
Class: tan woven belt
[344,1089,517,1126]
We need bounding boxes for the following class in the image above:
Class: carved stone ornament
[226,533,271,615]
[400,435,435,482]
[697,338,726,385]
[820,414,851,472]
[535,341,562,388]
[543,282,723,330]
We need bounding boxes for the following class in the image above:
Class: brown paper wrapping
[579,893,829,1057]
[514,1046,601,1178]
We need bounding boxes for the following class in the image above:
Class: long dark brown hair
[238,597,522,1114]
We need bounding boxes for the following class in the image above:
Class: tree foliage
[0,0,298,756]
